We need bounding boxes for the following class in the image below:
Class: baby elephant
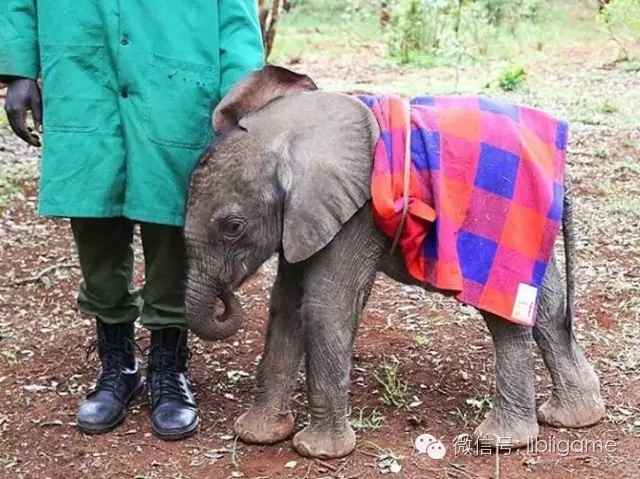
[183,65,605,459]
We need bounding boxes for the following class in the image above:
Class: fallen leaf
[23,384,47,392]
[40,420,63,427]
[204,452,223,460]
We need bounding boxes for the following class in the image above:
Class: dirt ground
[1,10,640,479]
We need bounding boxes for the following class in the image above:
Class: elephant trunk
[185,284,244,341]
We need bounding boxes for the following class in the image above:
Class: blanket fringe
[388,99,412,258]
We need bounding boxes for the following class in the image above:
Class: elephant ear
[239,91,380,263]
[212,64,318,133]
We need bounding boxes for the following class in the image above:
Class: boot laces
[85,337,138,393]
[148,345,192,404]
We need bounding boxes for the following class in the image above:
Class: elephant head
[183,65,380,341]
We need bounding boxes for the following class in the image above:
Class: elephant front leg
[292,248,379,459]
[473,313,539,448]
[234,257,304,444]
[292,299,362,459]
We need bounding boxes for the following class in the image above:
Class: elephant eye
[223,217,246,238]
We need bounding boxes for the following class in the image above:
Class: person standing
[0,1,264,440]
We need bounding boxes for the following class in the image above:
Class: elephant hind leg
[533,257,605,428]
[473,313,539,449]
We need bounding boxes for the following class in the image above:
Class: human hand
[4,77,43,147]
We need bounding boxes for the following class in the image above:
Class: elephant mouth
[230,272,251,291]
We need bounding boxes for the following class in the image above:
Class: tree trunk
[258,0,283,60]
[380,1,391,29]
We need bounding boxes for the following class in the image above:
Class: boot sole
[76,378,147,435]
[76,411,127,435]
[152,415,200,441]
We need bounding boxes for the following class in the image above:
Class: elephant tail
[562,171,577,346]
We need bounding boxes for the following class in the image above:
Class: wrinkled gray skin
[183,65,606,459]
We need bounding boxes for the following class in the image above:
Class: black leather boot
[147,327,199,440]
[76,319,145,434]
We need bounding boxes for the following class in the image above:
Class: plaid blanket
[357,94,569,326]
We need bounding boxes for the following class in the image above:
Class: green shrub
[598,0,640,60]
[384,0,544,66]
[497,65,527,91]
[483,0,542,27]
[385,0,450,64]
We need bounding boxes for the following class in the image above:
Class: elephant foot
[293,423,356,459]
[473,409,539,449]
[234,407,295,444]
[537,378,605,428]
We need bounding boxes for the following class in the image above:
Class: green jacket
[0,0,265,226]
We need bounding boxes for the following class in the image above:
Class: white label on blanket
[512,283,538,323]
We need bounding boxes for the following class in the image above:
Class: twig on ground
[355,449,380,459]
[334,459,349,476]
[315,459,339,471]
[568,149,600,157]
[449,463,485,479]
[10,261,78,285]
[411,460,443,474]
[231,435,240,467]
[141,441,172,455]
[569,454,591,461]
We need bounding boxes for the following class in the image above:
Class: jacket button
[121,38,129,46]
[121,89,129,98]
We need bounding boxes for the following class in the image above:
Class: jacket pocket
[144,53,219,150]
[40,44,106,132]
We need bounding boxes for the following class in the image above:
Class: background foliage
[258,0,639,80]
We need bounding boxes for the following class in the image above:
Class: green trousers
[70,217,187,330]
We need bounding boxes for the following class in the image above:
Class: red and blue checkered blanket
[358,94,569,326]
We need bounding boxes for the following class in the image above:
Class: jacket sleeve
[217,0,265,98]
[0,0,40,81]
